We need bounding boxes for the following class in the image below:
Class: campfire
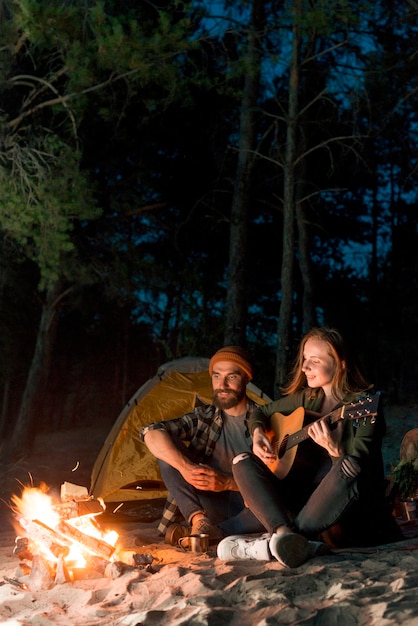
[9,481,154,590]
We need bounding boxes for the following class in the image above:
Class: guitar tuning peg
[370,417,376,424]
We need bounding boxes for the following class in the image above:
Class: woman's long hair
[282,327,370,401]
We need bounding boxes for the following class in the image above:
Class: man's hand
[252,426,276,465]
[188,464,237,492]
[308,418,343,457]
[143,429,237,491]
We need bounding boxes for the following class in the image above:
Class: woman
[217,327,403,567]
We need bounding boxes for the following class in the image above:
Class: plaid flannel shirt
[139,399,257,535]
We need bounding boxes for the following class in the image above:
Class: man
[140,346,265,545]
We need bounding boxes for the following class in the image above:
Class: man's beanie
[209,345,253,381]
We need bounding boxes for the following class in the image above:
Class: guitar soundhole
[278,435,289,459]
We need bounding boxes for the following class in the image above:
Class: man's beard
[213,387,246,410]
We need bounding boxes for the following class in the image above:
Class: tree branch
[7,68,142,131]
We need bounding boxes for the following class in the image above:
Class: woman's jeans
[231,452,360,538]
[158,455,265,536]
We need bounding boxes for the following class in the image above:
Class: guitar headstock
[343,392,380,424]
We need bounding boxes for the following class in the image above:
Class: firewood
[54,555,71,584]
[76,499,105,517]
[16,562,31,576]
[57,520,115,560]
[71,568,105,580]
[54,499,105,519]
[53,501,79,519]
[19,519,71,558]
[3,576,29,591]
[60,482,89,501]
[24,518,113,561]
[104,560,130,579]
[132,552,154,567]
[84,555,109,576]
[29,555,55,590]
[13,537,32,560]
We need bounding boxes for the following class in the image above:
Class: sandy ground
[0,401,417,626]
[1,514,418,626]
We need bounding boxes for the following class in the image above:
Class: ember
[11,481,120,588]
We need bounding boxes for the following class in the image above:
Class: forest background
[0,0,417,462]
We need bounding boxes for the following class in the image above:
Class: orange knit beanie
[209,345,253,381]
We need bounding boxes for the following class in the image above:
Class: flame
[12,486,118,570]
[12,485,60,528]
[69,515,119,547]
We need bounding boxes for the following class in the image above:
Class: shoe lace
[193,518,212,533]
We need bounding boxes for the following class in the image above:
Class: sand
[1,516,418,626]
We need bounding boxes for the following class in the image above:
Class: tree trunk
[274,0,301,397]
[9,281,69,459]
[296,198,316,331]
[224,0,264,346]
[0,379,10,438]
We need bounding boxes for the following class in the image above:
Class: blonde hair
[282,327,370,401]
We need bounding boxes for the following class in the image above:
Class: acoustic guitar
[266,393,380,479]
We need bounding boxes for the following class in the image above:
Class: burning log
[57,520,115,560]
[60,481,90,501]
[55,482,105,519]
[11,482,119,587]
[25,518,112,557]
[54,499,105,519]
[13,537,34,576]
[29,555,55,591]
[18,519,71,559]
[76,499,105,516]
[23,517,114,561]
[54,555,71,584]
[16,562,31,577]
[13,537,32,561]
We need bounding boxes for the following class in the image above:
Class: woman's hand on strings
[308,418,343,457]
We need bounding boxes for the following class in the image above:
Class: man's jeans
[231,452,360,537]
[158,456,265,536]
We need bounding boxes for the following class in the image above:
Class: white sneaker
[269,532,311,568]
[217,534,272,561]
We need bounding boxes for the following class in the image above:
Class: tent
[90,356,272,503]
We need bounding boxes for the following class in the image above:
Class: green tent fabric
[90,356,272,503]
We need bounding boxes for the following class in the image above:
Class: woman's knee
[231,451,266,481]
[231,452,253,481]
[231,452,272,487]
[232,452,253,465]
[340,455,361,479]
